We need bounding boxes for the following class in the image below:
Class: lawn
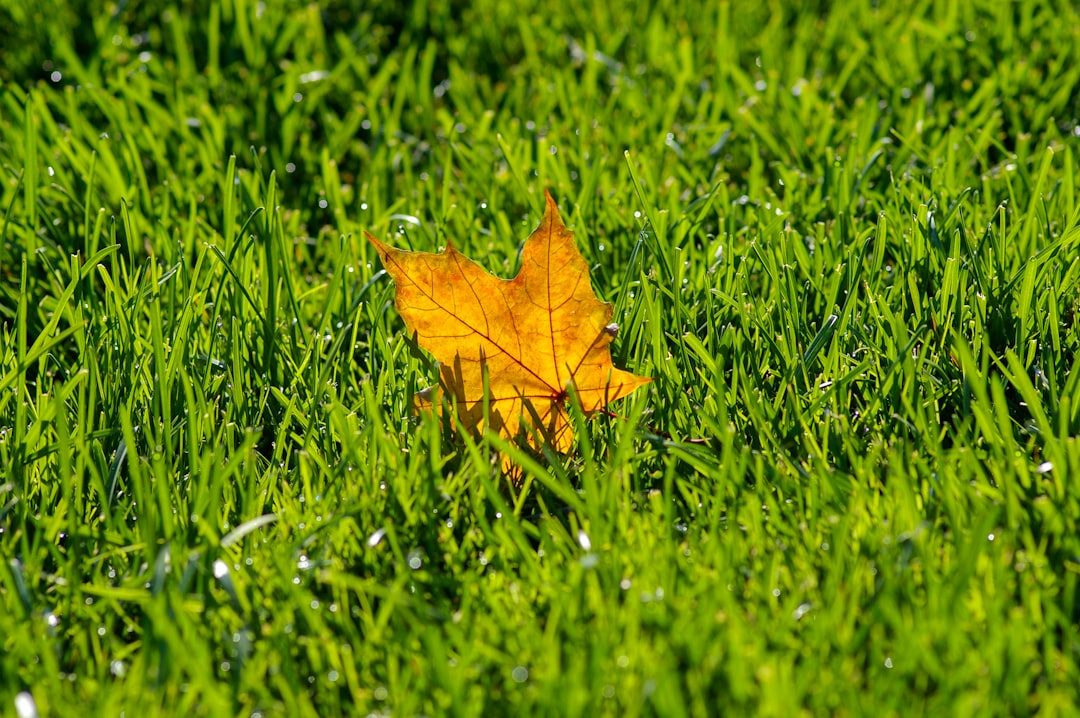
[1,0,1079,715]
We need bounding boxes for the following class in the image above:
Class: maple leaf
[366,190,650,463]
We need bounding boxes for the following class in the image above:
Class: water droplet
[511,666,529,683]
[213,560,229,579]
[577,529,591,551]
[367,528,387,547]
[884,657,893,669]
[299,70,328,84]
[14,692,37,718]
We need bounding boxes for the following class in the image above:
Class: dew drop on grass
[13,692,37,718]
[511,666,529,683]
[884,657,893,669]
[577,529,591,551]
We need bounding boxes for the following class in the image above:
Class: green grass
[2,0,1079,714]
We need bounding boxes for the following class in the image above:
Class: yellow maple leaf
[366,190,650,463]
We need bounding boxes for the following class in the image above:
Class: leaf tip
[364,230,388,254]
[540,188,568,235]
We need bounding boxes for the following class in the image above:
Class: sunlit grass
[1,0,1079,715]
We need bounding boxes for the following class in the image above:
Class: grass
[1,0,1079,714]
